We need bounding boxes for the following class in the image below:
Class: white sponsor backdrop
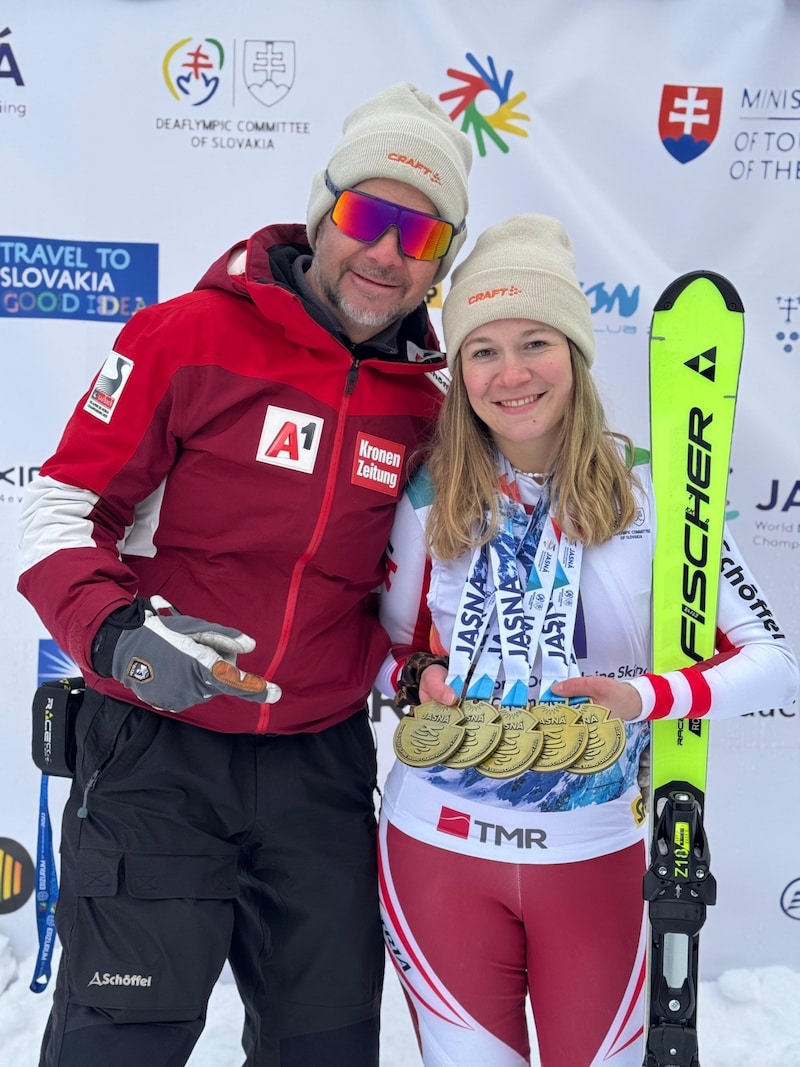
[1,0,798,979]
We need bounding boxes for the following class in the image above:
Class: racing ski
[643,271,744,1067]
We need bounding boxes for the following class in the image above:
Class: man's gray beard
[311,260,406,330]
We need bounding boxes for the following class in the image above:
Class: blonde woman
[375,214,798,1067]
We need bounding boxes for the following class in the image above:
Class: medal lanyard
[538,524,584,700]
[30,774,59,993]
[447,489,556,707]
[446,537,494,701]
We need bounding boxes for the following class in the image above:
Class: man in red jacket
[17,82,472,1067]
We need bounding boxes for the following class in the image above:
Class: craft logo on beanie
[385,153,443,184]
[442,214,596,368]
[468,285,523,304]
[306,82,472,282]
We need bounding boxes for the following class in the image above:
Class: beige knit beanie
[442,214,595,368]
[306,82,472,283]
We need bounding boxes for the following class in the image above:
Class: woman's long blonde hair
[426,342,638,560]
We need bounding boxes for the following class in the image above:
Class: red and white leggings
[379,819,647,1067]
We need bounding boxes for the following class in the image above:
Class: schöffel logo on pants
[88,971,153,987]
[436,805,547,849]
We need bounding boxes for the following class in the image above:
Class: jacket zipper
[255,352,360,732]
[345,357,360,395]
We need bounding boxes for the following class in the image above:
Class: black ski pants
[40,690,384,1067]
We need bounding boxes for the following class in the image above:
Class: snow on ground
[1,936,798,1065]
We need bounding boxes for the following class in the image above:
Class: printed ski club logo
[658,84,723,164]
[84,351,134,423]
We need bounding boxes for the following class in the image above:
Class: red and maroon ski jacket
[18,223,447,734]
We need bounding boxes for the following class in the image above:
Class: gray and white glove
[103,596,281,713]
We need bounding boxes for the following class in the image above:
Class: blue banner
[0,237,158,322]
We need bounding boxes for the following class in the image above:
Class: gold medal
[393,701,467,768]
[441,700,504,768]
[526,703,590,771]
[475,708,544,779]
[569,703,627,774]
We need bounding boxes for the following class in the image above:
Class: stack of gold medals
[393,698,626,778]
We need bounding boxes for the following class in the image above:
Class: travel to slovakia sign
[0,237,159,322]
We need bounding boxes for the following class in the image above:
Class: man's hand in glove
[92,596,282,713]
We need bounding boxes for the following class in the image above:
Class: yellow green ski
[644,271,744,1067]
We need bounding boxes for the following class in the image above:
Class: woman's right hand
[419,663,458,706]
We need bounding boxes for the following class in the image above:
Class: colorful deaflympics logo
[658,84,723,164]
[163,37,296,108]
[440,54,529,157]
[163,38,225,106]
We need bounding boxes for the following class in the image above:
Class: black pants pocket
[75,691,163,787]
[66,849,237,1021]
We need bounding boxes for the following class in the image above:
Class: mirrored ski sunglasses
[325,172,464,262]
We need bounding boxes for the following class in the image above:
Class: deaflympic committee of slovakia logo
[440,54,529,157]
[163,38,225,106]
[163,37,295,107]
[658,84,723,164]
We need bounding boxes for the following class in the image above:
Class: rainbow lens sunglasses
[325,172,464,262]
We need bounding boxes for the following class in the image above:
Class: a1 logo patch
[352,432,405,497]
[256,406,324,473]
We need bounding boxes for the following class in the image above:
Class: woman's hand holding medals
[550,674,643,722]
[392,662,633,779]
[417,661,458,707]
